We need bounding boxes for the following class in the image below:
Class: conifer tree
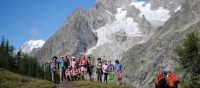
[0,36,5,68]
[174,31,200,87]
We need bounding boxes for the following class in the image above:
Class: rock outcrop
[121,0,200,88]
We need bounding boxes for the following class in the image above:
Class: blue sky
[0,0,95,49]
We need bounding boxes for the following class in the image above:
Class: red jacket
[155,73,164,84]
[168,72,180,83]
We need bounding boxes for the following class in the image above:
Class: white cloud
[30,28,40,36]
[65,8,67,11]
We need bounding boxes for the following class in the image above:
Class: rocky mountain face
[121,0,200,88]
[33,0,200,87]
[34,0,138,61]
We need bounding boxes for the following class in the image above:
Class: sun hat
[53,56,58,59]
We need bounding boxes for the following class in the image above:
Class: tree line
[0,36,52,81]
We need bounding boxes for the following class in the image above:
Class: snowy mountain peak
[21,39,45,54]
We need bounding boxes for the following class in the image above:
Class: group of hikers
[44,55,123,85]
[44,55,180,87]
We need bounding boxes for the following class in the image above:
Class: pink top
[80,59,88,67]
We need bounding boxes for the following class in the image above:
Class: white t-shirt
[71,61,76,68]
[102,64,108,73]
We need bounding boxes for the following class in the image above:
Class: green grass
[73,81,135,88]
[0,68,54,88]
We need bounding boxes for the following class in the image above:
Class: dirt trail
[56,81,76,88]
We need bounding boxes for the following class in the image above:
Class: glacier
[21,39,45,54]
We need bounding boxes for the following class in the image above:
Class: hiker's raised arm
[44,61,49,64]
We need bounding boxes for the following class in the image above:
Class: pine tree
[15,50,22,73]
[19,55,29,75]
[0,36,5,68]
[36,63,45,79]
[4,39,11,70]
[44,66,52,81]
[174,31,200,87]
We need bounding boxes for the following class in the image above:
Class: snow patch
[130,2,170,22]
[86,8,142,55]
[106,10,113,16]
[21,39,45,53]
[175,6,181,12]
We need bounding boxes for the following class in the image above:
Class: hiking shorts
[81,67,87,72]
[59,67,64,72]
[50,67,56,74]
[115,72,122,80]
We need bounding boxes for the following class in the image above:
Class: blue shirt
[114,63,122,73]
[59,60,65,68]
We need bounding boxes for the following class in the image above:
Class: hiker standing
[107,61,114,84]
[80,55,88,80]
[63,55,70,81]
[96,58,103,82]
[76,56,81,79]
[44,56,58,82]
[76,56,81,70]
[102,60,108,83]
[87,57,94,81]
[114,59,123,85]
[58,56,65,83]
[70,56,76,68]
